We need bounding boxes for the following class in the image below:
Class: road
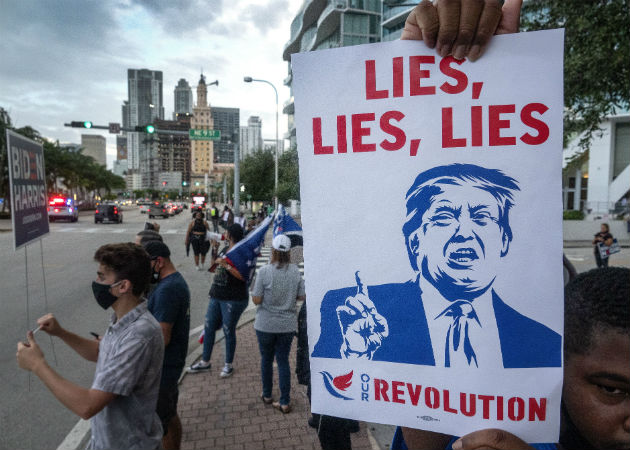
[0,206,214,450]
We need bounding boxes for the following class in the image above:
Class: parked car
[94,204,123,224]
[48,196,79,222]
[147,203,169,219]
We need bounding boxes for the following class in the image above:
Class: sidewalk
[178,322,375,450]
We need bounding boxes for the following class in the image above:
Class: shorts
[191,235,210,256]
[156,382,179,435]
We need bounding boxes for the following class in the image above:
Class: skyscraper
[174,78,193,117]
[239,115,263,159]
[123,69,164,175]
[190,74,215,191]
[211,107,240,164]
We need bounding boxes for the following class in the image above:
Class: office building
[112,159,128,177]
[282,0,381,148]
[240,115,263,159]
[155,115,192,187]
[174,78,193,117]
[81,134,107,166]
[211,107,240,164]
[381,1,413,42]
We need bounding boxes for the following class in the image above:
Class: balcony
[283,97,294,115]
[381,4,411,28]
[282,0,328,60]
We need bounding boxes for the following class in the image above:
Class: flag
[273,204,303,247]
[224,215,273,284]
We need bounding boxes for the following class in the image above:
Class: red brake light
[95,209,99,213]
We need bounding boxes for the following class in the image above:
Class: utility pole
[233,131,240,215]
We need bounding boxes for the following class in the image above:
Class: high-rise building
[381,1,413,42]
[211,107,240,164]
[239,115,263,159]
[190,74,215,191]
[154,115,192,187]
[174,78,193,117]
[116,135,127,160]
[123,69,164,173]
[112,159,128,177]
[282,0,381,148]
[81,134,107,166]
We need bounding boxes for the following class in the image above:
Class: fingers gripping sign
[337,272,389,359]
[16,331,45,372]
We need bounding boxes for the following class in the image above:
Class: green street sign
[189,129,221,140]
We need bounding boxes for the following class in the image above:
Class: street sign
[189,129,221,140]
[6,130,49,250]
[108,122,121,134]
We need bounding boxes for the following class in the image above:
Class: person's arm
[159,322,173,346]
[401,0,522,61]
[251,266,265,304]
[37,314,99,362]
[222,260,245,281]
[17,333,115,419]
[185,222,193,244]
[252,296,262,305]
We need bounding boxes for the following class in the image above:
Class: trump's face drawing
[403,164,519,302]
[416,182,508,298]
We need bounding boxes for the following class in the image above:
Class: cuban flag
[224,215,273,284]
[273,204,303,248]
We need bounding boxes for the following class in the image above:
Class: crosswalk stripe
[165,229,178,234]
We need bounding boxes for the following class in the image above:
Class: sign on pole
[6,130,49,250]
[189,129,221,140]
[293,30,564,442]
[108,122,121,134]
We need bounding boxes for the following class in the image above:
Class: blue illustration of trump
[313,164,561,368]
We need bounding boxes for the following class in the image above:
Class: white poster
[293,30,564,442]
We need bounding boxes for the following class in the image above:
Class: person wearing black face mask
[16,243,164,450]
[143,241,191,450]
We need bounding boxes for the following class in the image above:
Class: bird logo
[320,370,354,400]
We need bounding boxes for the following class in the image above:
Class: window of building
[567,192,575,210]
[568,177,576,189]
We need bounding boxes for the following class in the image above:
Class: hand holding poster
[293,30,564,441]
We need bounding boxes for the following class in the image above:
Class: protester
[144,241,190,450]
[185,212,210,270]
[209,202,220,232]
[592,223,614,268]
[136,229,163,246]
[145,221,161,233]
[252,234,305,413]
[16,243,164,450]
[397,267,630,450]
[188,224,248,378]
[296,301,360,449]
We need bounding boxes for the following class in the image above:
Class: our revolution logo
[320,370,354,400]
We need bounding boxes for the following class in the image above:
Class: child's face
[563,328,630,449]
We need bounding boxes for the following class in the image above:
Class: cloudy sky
[0,0,301,168]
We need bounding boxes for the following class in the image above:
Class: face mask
[91,280,122,310]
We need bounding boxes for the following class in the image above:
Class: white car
[48,196,79,222]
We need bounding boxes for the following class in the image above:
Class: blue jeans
[202,298,248,364]
[256,330,294,405]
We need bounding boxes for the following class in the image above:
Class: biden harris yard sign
[292,30,564,442]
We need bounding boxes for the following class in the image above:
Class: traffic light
[162,181,167,186]
[182,181,188,186]
[70,121,93,128]
[135,125,156,134]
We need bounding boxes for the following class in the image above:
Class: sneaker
[188,360,211,372]
[219,365,233,378]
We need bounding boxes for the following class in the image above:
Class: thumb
[26,330,38,347]
[497,0,522,35]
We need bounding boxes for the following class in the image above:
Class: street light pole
[244,76,279,211]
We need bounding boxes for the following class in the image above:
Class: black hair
[94,243,151,296]
[564,267,629,357]
[227,223,244,243]
[136,230,163,245]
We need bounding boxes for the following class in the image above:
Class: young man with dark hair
[399,267,630,450]
[144,241,191,450]
[16,243,165,450]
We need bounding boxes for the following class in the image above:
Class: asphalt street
[0,206,215,450]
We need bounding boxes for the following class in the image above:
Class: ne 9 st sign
[6,130,49,250]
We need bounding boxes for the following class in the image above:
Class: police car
[47,196,79,222]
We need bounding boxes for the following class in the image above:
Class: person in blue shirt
[144,241,191,450]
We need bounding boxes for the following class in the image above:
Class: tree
[277,147,300,205]
[522,0,630,150]
[239,149,275,201]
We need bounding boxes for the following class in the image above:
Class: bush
[563,210,585,220]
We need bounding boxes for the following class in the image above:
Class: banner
[293,30,564,442]
[6,130,49,250]
[273,204,303,247]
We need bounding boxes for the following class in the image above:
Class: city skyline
[0,0,300,169]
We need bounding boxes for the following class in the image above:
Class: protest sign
[292,30,564,441]
[6,130,49,250]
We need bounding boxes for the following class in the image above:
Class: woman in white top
[252,235,306,413]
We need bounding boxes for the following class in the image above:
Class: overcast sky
[0,0,301,168]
